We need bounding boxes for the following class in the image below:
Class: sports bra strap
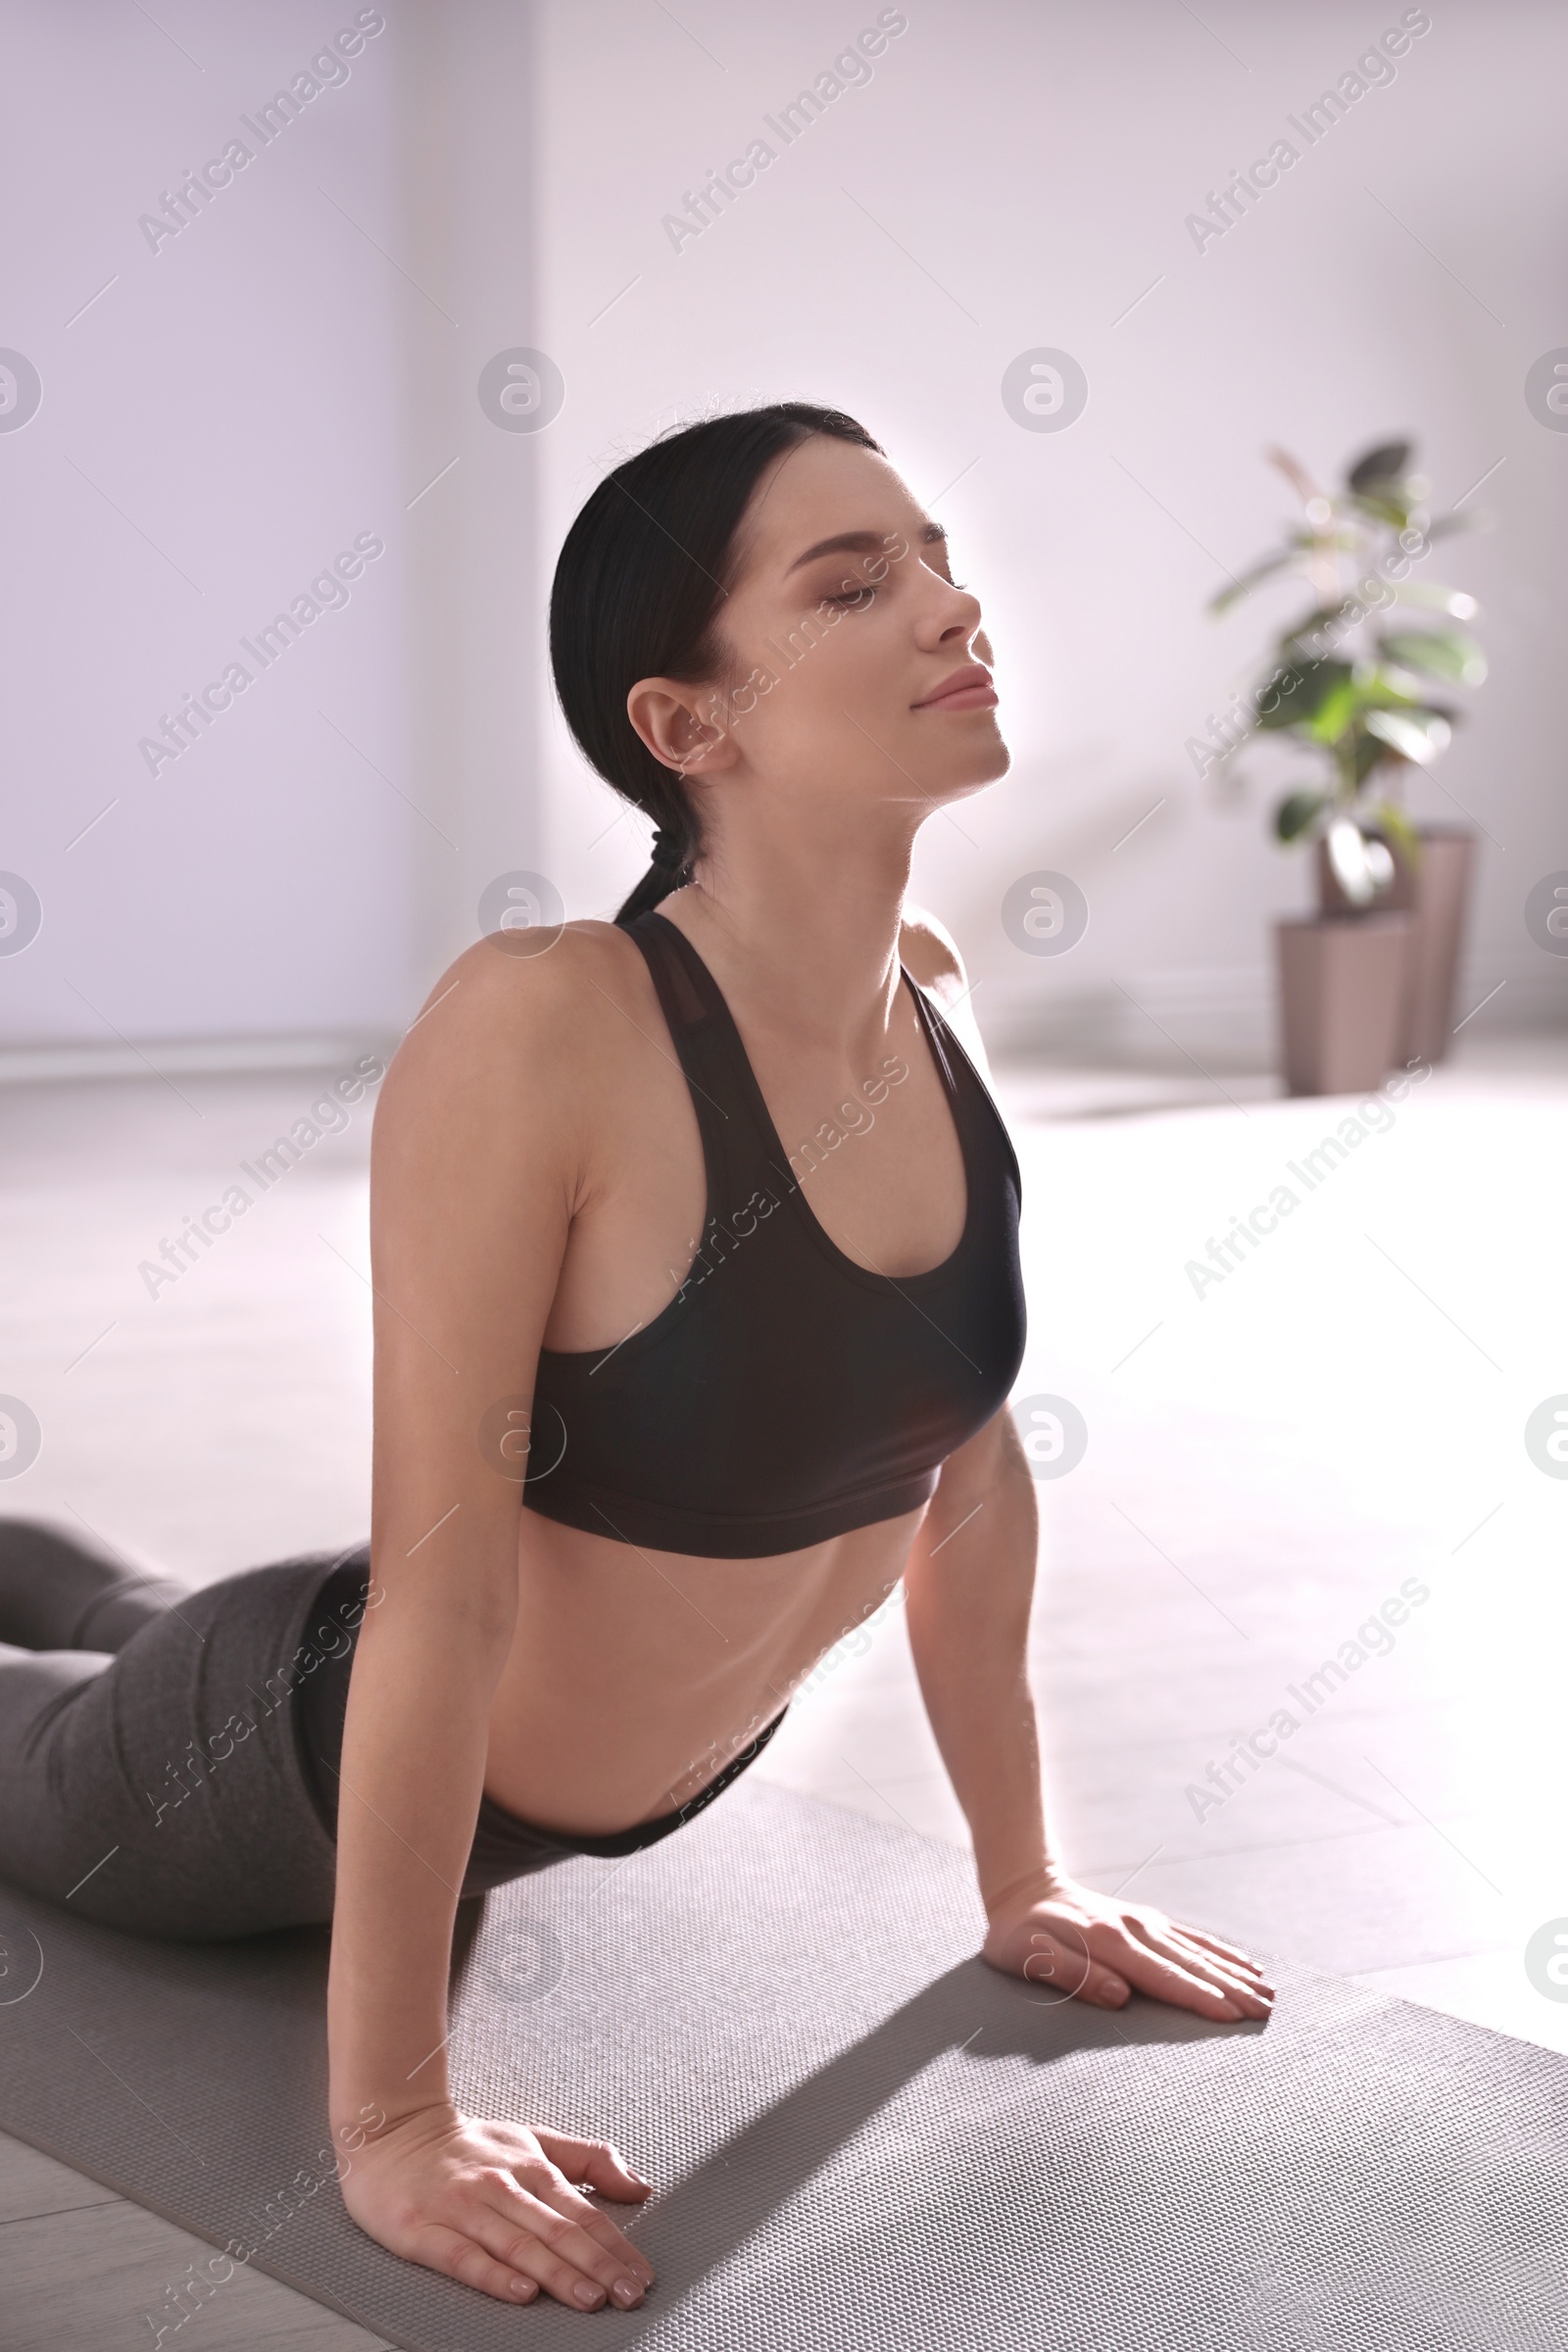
[619,910,765,1207]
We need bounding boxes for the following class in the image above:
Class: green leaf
[1385,580,1479,617]
[1377,629,1488,686]
[1275,788,1328,842]
[1347,440,1412,493]
[1357,666,1424,709]
[1276,601,1365,663]
[1253,658,1354,731]
[1304,675,1364,744]
[1424,510,1484,542]
[1207,550,1307,617]
[1351,729,1393,785]
[1347,489,1415,531]
[1363,708,1452,764]
[1277,601,1348,645]
[1367,802,1422,867]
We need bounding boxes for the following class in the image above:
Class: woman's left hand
[981,1875,1274,2023]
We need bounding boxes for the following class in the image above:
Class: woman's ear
[625,678,738,775]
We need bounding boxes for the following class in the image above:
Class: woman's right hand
[337,2102,657,2311]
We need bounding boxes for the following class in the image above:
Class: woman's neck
[660,812,920,1054]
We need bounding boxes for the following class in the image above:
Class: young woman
[0,402,1271,2315]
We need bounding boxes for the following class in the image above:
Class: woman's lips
[917,680,999,710]
[912,663,998,711]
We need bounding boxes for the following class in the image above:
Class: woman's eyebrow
[784,520,944,575]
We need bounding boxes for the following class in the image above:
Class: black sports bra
[520,910,1026,1557]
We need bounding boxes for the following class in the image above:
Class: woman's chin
[962,726,1012,786]
[922,745,1012,813]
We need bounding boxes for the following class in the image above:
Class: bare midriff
[482,1502,924,1835]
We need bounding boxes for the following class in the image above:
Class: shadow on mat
[564,1954,1258,2331]
[0,1875,1259,2339]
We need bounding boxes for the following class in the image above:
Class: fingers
[478,2207,644,2310]
[1121,1914,1274,2010]
[998,1902,1275,2023]
[461,2182,646,2312]
[1147,1928,1275,2010]
[1039,1909,1268,2021]
[350,2124,658,2313]
[413,2223,540,2304]
[1080,1962,1132,2008]
[526,2137,657,2287]
[527,2172,658,2290]
[1022,1924,1143,2012]
[1112,1901,1270,1984]
[1176,1947,1274,2007]
[1127,1937,1272,2020]
[535,2127,655,2208]
[493,2160,658,2310]
[1165,1922,1274,1984]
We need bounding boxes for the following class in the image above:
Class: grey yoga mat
[0,1778,1563,2352]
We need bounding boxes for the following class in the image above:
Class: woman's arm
[896,905,1272,2026]
[326,935,656,2315]
[906,1407,1273,2025]
[901,1404,1054,1919]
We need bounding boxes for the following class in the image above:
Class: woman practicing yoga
[0,402,1272,2314]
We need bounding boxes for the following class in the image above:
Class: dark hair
[549,401,884,923]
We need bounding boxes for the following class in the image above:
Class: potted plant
[1204,439,1488,1095]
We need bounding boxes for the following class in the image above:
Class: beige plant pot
[1315,823,1477,1065]
[1275,912,1414,1097]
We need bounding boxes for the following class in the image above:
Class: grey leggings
[0,1520,783,1942]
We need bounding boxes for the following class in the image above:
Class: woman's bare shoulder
[375,917,649,1148]
[898,902,966,999]
[898,902,993,1084]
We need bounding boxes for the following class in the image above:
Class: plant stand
[1275,913,1414,1097]
[1315,823,1477,1065]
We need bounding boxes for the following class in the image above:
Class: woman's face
[627,433,1010,832]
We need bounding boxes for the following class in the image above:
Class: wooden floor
[2,1035,1564,2342]
[0,2132,386,2350]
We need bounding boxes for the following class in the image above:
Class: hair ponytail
[548,402,882,922]
[614,820,695,926]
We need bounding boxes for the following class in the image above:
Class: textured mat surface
[1,1778,1563,2351]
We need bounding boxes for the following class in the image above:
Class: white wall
[528,0,1568,1057]
[4,0,1565,1066]
[0,1,418,1060]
